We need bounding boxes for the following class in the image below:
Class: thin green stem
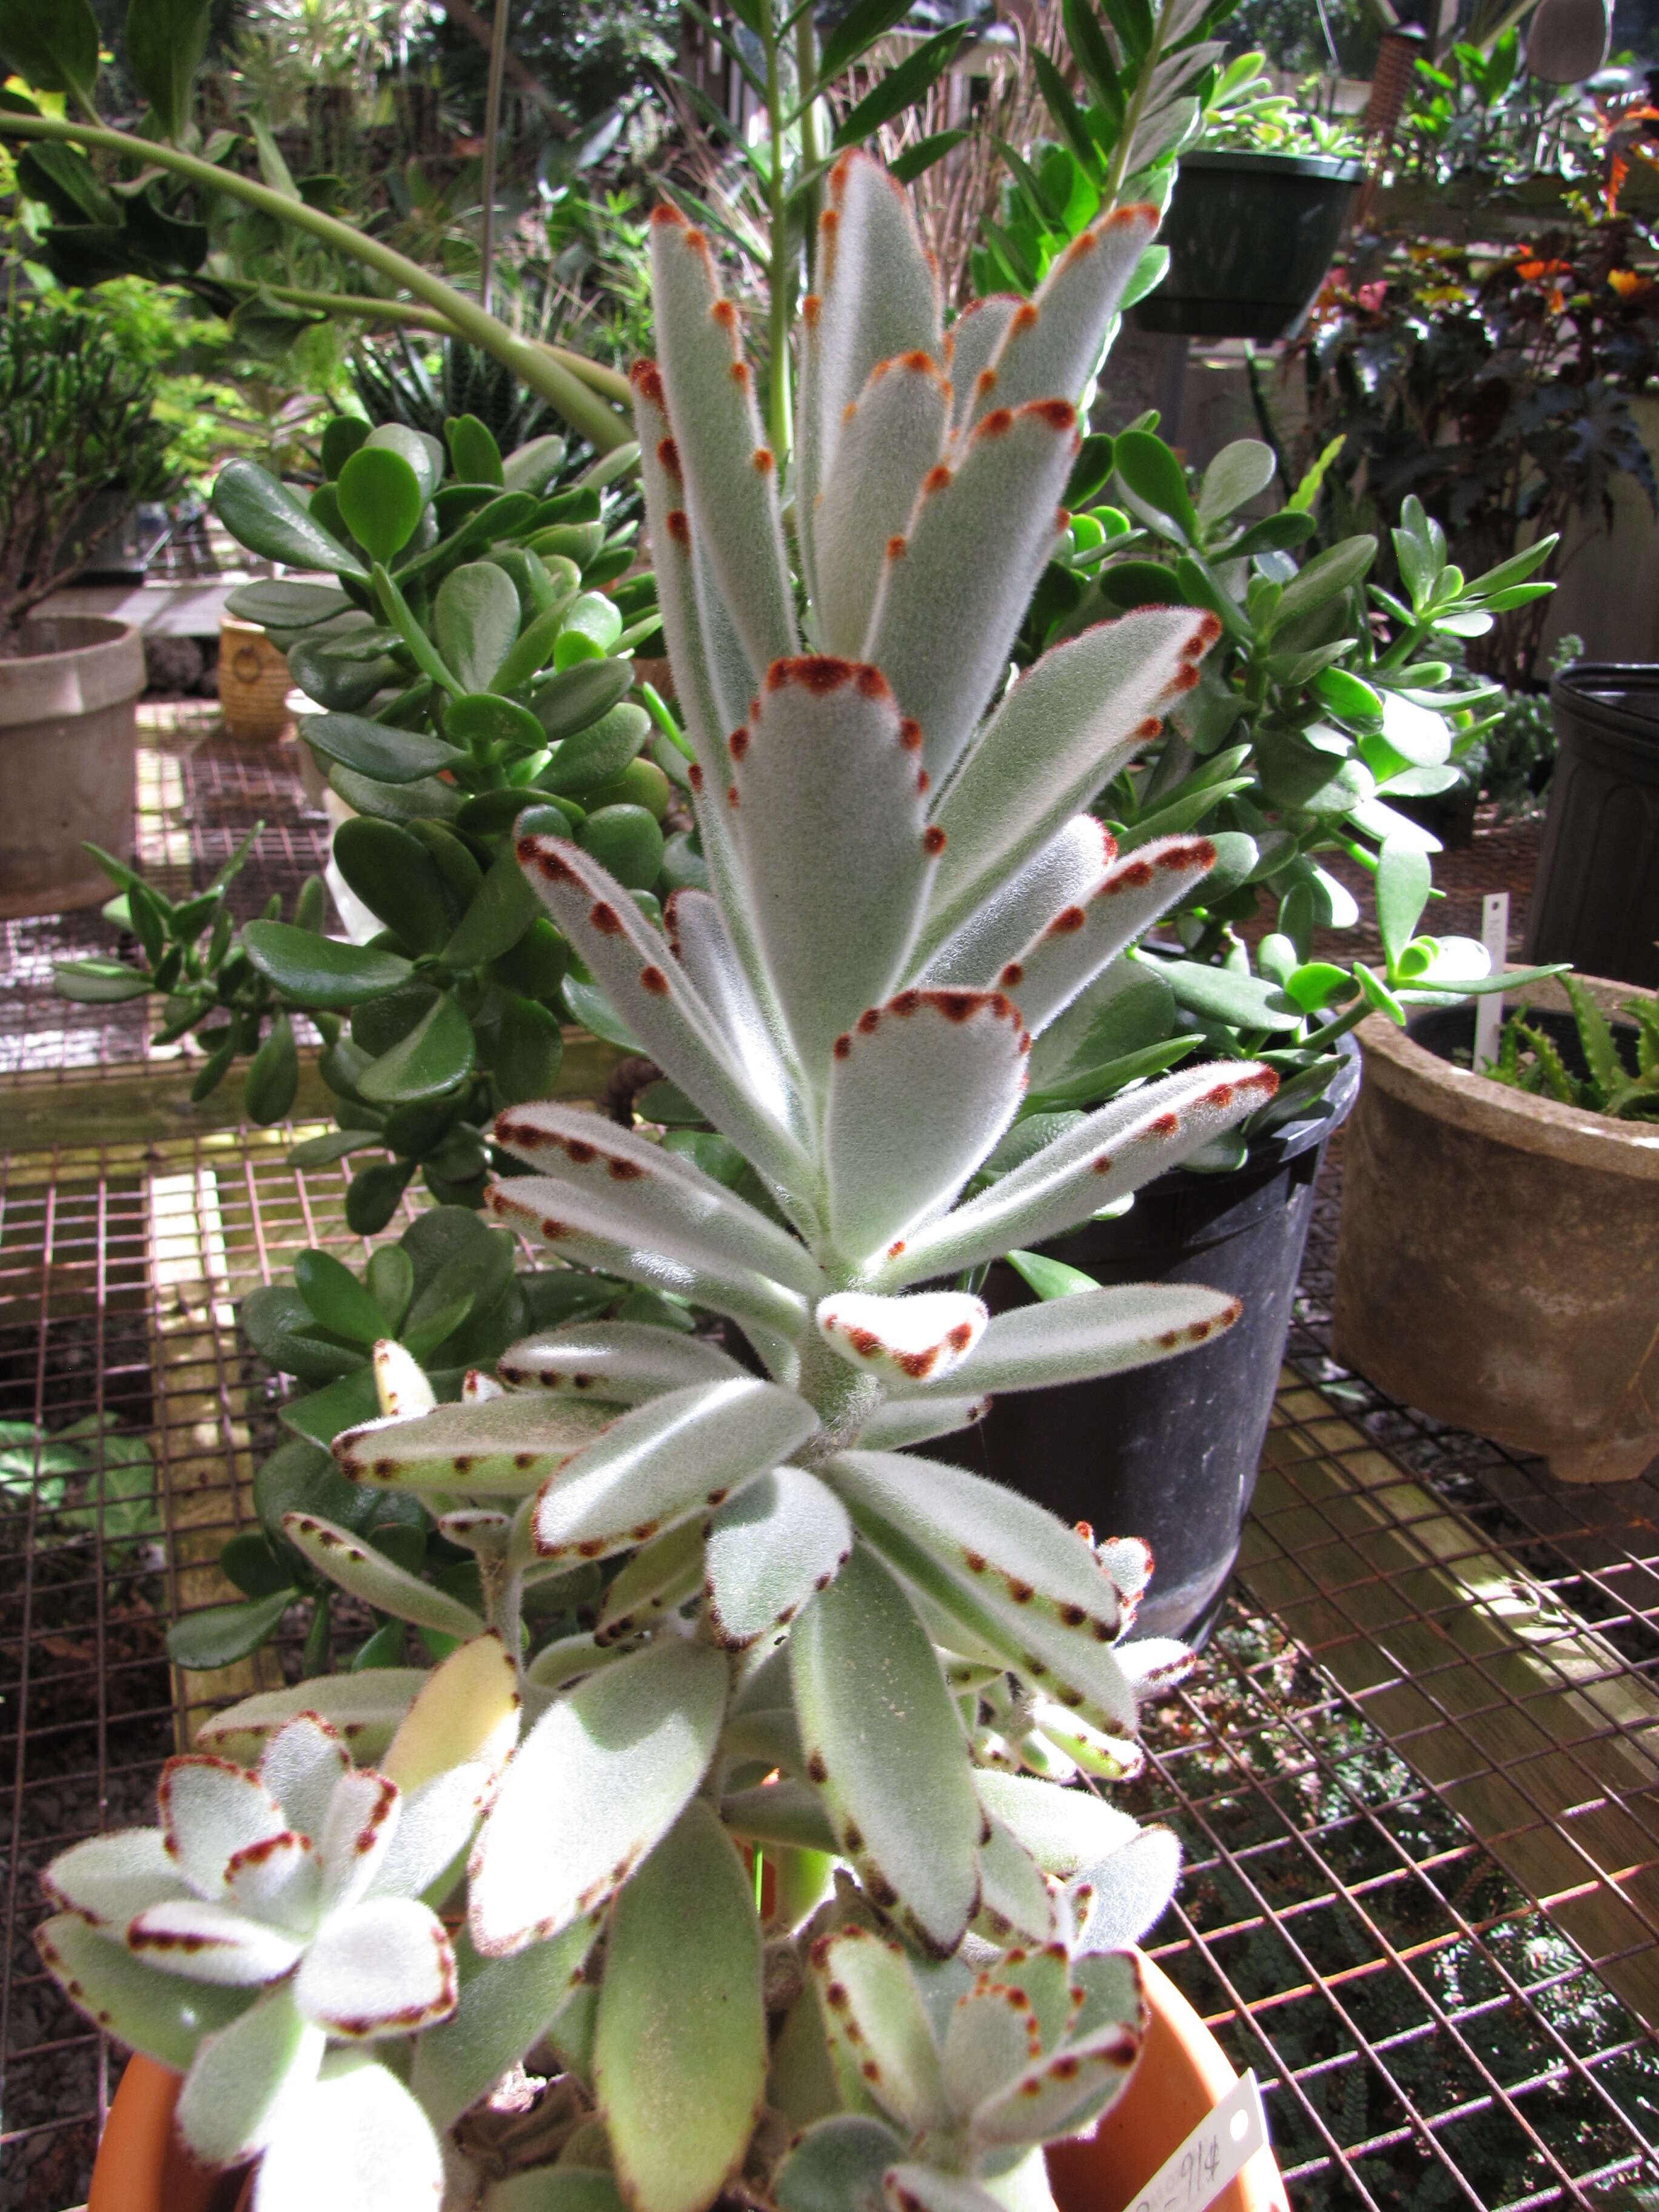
[760,0,793,466]
[1102,0,1176,207]
[0,113,633,451]
[796,10,823,296]
[479,0,512,313]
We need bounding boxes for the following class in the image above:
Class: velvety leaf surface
[704,1466,853,1648]
[790,1544,981,1956]
[922,607,1217,953]
[529,1379,818,1564]
[497,1319,749,1404]
[649,206,797,674]
[595,1800,766,2212]
[822,990,1028,1264]
[468,1640,728,1954]
[332,1393,620,1498]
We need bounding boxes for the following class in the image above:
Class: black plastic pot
[1525,662,1659,988]
[941,1039,1361,1646]
[1134,152,1364,343]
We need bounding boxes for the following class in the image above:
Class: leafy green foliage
[168,1208,640,1676]
[1001,431,1566,1156]
[0,297,175,651]
[1484,979,1659,1120]
[0,1415,158,1550]
[63,413,682,1217]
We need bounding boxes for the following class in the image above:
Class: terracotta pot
[0,615,144,920]
[1333,973,1659,1483]
[1047,1957,1287,2212]
[218,615,293,742]
[87,2054,243,2212]
[92,1957,1285,2212]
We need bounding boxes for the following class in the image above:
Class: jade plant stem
[0,113,634,451]
[203,273,635,401]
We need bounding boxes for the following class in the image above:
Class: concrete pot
[0,615,145,920]
[1333,974,1659,1483]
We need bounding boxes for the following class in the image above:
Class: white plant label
[1473,891,1510,1071]
[1126,2069,1269,2212]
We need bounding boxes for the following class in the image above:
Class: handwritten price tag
[1128,2071,1269,2212]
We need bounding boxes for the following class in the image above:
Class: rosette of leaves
[167,1205,662,1677]
[190,411,683,1230]
[38,152,1290,2212]
[990,437,1568,1165]
[1486,975,1659,1119]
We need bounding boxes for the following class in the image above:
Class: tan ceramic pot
[89,1956,1285,2212]
[218,615,293,742]
[1333,973,1659,1483]
[0,615,144,919]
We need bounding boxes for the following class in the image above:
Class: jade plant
[991,443,1567,1168]
[1484,974,1659,1119]
[169,1206,666,1677]
[39,156,1279,2211]
[59,411,685,1230]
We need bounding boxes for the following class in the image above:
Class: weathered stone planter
[1333,974,1659,1483]
[0,616,145,920]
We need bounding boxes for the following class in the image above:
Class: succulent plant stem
[1102,0,1175,206]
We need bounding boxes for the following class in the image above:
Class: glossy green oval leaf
[595,1800,765,2212]
[225,580,349,629]
[529,658,636,743]
[435,562,522,697]
[240,922,414,1008]
[279,1366,384,1446]
[494,994,566,1105]
[293,1247,387,1343]
[301,713,461,785]
[357,991,477,1105]
[446,692,547,753]
[337,445,424,565]
[329,765,464,825]
[554,592,623,668]
[577,804,663,891]
[333,817,457,954]
[446,413,505,487]
[167,1589,295,1670]
[441,845,541,969]
[364,421,444,503]
[1113,431,1200,545]
[213,460,366,579]
[540,702,649,793]
[1376,842,1433,971]
[1195,439,1275,528]
[1144,956,1303,1033]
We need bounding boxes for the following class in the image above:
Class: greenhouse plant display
[1335,968,1659,1485]
[0,297,172,918]
[58,409,672,1230]
[43,155,1289,2212]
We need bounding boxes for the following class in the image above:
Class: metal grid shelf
[2,1127,1657,2211]
[1,726,1653,2210]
